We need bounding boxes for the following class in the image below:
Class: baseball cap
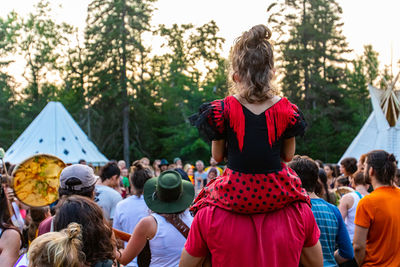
[60,164,97,191]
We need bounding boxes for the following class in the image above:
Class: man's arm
[179,249,206,267]
[333,206,354,261]
[300,241,323,267]
[353,225,368,265]
[334,250,349,264]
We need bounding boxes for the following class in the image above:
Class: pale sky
[2,0,400,80]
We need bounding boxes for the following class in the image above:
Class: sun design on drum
[13,155,65,207]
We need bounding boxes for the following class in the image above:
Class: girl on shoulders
[190,24,309,214]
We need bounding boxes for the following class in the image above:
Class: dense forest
[0,0,394,164]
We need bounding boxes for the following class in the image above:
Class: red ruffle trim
[190,163,310,215]
[265,98,299,146]
[208,100,225,135]
[222,96,301,150]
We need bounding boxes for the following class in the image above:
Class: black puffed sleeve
[282,105,307,139]
[189,100,225,141]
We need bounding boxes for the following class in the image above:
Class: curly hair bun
[246,24,272,47]
[230,24,276,103]
[133,160,144,170]
[66,223,82,240]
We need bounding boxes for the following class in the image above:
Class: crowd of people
[1,24,400,267]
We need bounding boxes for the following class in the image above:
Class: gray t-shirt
[95,185,123,221]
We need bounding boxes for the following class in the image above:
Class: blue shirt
[311,198,353,266]
[113,195,149,267]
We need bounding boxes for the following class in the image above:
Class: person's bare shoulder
[0,229,20,247]
[136,216,158,239]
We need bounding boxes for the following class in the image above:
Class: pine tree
[0,12,19,149]
[268,0,355,162]
[84,0,155,163]
[147,22,226,162]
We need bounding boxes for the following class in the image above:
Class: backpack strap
[160,214,190,239]
[354,191,363,200]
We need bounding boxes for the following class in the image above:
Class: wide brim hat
[143,170,194,214]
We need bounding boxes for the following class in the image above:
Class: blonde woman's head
[229,24,276,103]
[28,223,85,267]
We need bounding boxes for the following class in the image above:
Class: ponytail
[29,223,85,267]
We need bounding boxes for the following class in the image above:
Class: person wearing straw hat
[117,170,194,267]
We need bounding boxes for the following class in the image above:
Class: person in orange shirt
[353,150,400,266]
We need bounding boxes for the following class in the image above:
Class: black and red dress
[190,96,310,214]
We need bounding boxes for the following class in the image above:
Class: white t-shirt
[113,195,149,267]
[94,185,122,221]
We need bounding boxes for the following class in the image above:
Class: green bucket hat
[143,170,195,214]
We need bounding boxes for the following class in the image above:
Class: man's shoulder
[358,187,398,207]
[97,184,121,195]
[206,201,313,221]
[96,185,122,201]
[284,201,315,218]
[311,197,332,207]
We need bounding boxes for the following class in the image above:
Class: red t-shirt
[185,202,320,267]
[37,216,53,236]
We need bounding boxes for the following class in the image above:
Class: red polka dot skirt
[190,163,310,214]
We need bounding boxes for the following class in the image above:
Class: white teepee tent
[4,101,108,165]
[339,72,400,162]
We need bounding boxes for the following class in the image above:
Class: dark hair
[0,184,13,230]
[58,184,95,198]
[208,168,218,175]
[324,163,334,176]
[130,161,153,196]
[7,164,15,176]
[1,162,11,175]
[288,157,319,192]
[100,162,120,182]
[317,169,331,202]
[340,157,358,175]
[54,195,116,265]
[353,171,366,186]
[332,165,340,178]
[27,207,50,243]
[366,150,396,185]
[230,24,276,103]
[336,177,350,187]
